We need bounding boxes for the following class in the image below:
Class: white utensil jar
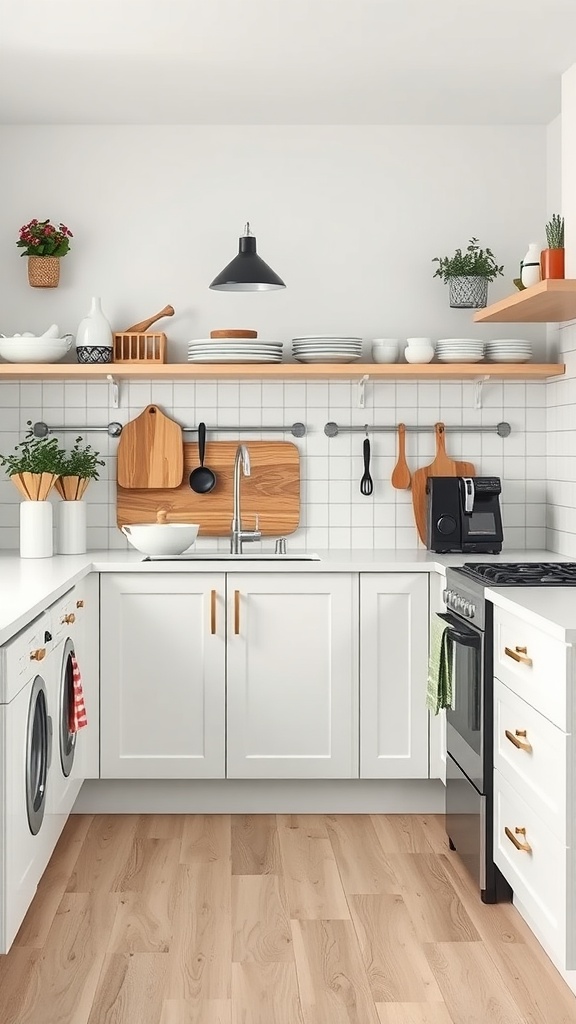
[20,501,53,558]
[57,501,87,554]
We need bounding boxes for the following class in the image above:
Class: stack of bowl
[371,338,399,363]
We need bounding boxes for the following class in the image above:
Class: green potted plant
[55,437,105,554]
[0,423,65,557]
[541,214,565,280]
[432,237,504,308]
[16,218,73,288]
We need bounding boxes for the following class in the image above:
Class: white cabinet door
[428,572,447,784]
[100,573,226,779]
[360,573,429,779]
[226,573,358,779]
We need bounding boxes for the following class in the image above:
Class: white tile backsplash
[0,377,549,551]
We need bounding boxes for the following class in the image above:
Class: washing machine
[47,577,99,834]
[0,611,60,953]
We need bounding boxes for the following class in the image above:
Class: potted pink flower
[17,218,73,288]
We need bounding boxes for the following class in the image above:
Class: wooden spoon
[391,423,411,489]
[124,305,175,333]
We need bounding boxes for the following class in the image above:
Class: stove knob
[468,603,476,619]
[463,602,472,617]
[442,589,448,603]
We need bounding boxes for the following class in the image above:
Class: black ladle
[360,435,374,496]
[189,422,216,493]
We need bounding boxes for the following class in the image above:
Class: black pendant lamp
[209,222,286,291]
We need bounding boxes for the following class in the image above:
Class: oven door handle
[437,612,481,648]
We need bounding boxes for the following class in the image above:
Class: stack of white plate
[292,336,362,363]
[188,338,283,363]
[485,339,533,363]
[436,338,485,363]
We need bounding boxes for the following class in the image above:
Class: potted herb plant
[0,423,64,558]
[541,214,565,280]
[55,437,105,554]
[432,237,504,308]
[16,218,73,288]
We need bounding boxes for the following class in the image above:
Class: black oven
[439,576,510,904]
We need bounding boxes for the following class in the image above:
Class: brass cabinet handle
[62,613,76,625]
[505,729,532,752]
[76,599,84,609]
[505,826,532,853]
[210,589,217,635]
[234,590,240,635]
[30,648,46,661]
[504,645,533,666]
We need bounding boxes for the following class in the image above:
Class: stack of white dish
[292,336,362,363]
[188,339,283,363]
[485,339,533,363]
[436,338,485,363]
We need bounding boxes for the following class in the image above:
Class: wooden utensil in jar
[124,304,175,333]
[391,423,411,489]
[411,422,476,543]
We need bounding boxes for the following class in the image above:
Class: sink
[143,552,321,561]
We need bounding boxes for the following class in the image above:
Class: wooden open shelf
[0,362,564,381]
[473,279,576,323]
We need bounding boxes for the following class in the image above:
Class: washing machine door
[59,638,77,778]
[26,675,52,836]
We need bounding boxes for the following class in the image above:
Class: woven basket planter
[28,255,60,288]
[448,276,488,309]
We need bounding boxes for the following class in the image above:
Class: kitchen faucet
[230,444,261,554]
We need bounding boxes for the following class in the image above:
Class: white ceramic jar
[404,337,434,363]
[57,501,87,554]
[76,296,113,364]
[20,501,53,558]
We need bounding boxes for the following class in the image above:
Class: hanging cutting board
[117,405,184,488]
[411,423,476,544]
[117,440,300,536]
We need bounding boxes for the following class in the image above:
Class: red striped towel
[69,652,88,732]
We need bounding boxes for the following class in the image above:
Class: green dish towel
[426,617,453,715]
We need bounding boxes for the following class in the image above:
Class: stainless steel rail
[33,420,307,439]
[324,421,511,437]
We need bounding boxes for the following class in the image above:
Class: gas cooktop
[455,562,576,586]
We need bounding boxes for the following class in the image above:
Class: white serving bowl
[372,346,399,363]
[404,346,434,364]
[0,336,72,363]
[121,522,200,556]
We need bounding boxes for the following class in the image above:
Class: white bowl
[404,346,434,364]
[372,347,398,363]
[121,522,200,556]
[406,337,433,348]
[0,336,72,363]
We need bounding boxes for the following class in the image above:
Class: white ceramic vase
[57,500,87,554]
[76,296,113,364]
[521,243,541,288]
[20,501,53,558]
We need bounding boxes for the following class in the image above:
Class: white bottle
[75,296,113,363]
[521,243,541,288]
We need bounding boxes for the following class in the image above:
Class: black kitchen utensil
[360,435,373,496]
[189,422,216,493]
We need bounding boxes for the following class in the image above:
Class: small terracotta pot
[541,248,565,280]
[27,255,60,288]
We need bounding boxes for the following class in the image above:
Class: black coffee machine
[426,476,503,553]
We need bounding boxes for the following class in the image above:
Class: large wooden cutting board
[117,405,184,488]
[117,440,300,536]
[411,423,476,544]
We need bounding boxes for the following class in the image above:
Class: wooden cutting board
[411,423,476,544]
[117,405,184,488]
[117,440,300,536]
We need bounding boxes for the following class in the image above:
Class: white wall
[0,124,549,551]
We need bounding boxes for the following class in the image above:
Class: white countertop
[486,586,576,643]
[0,547,570,646]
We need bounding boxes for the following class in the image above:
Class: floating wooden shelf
[0,362,564,381]
[473,279,576,323]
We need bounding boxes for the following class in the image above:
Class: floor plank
[425,941,527,1024]
[389,854,481,942]
[232,875,293,963]
[66,814,140,894]
[112,837,181,893]
[231,814,281,875]
[371,814,449,855]
[181,814,231,865]
[292,918,380,1024]
[166,862,231,1000]
[135,814,186,840]
[376,1004,455,1024]
[348,893,444,1003]
[487,942,576,1024]
[278,824,350,919]
[87,952,168,1024]
[276,814,329,837]
[231,962,303,1024]
[325,815,400,895]
[160,998,232,1024]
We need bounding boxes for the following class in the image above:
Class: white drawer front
[494,769,569,965]
[493,607,567,729]
[494,679,567,843]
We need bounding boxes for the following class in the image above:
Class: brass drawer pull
[30,648,46,661]
[210,589,217,635]
[505,826,532,853]
[504,645,533,666]
[76,599,84,609]
[505,729,532,752]
[234,590,240,635]
[62,613,76,625]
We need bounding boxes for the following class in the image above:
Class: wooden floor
[1,814,576,1023]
